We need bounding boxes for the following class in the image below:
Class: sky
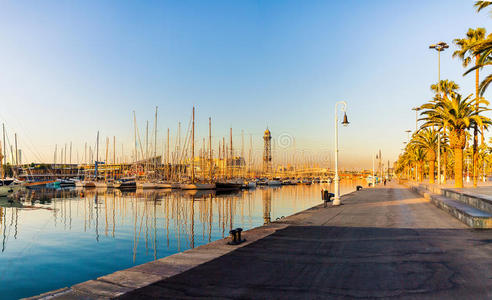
[0,0,491,169]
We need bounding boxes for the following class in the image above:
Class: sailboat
[0,136,24,196]
[180,107,215,190]
[215,128,241,191]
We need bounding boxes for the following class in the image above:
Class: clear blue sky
[0,0,490,169]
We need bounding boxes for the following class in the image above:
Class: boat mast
[95,131,99,181]
[154,106,158,170]
[223,137,226,179]
[0,140,4,179]
[209,117,212,183]
[191,107,195,184]
[2,124,5,171]
[14,133,18,166]
[133,111,138,174]
[230,128,233,179]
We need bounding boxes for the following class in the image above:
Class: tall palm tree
[420,93,491,188]
[430,80,460,100]
[464,36,492,96]
[475,1,492,14]
[454,28,487,187]
[412,128,440,183]
[423,80,459,184]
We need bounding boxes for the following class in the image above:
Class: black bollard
[227,228,246,245]
[356,185,363,191]
[229,229,238,244]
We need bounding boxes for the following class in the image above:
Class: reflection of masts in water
[105,193,108,237]
[190,195,195,248]
[153,193,157,260]
[14,208,18,240]
[1,207,6,252]
[112,192,115,238]
[208,194,212,242]
[95,194,99,242]
[262,189,272,225]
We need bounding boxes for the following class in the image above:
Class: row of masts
[1,106,333,182]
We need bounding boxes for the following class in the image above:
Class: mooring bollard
[228,228,246,245]
[229,229,238,244]
[356,185,363,191]
[321,190,334,207]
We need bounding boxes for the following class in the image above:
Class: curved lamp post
[333,101,349,206]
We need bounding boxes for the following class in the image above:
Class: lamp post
[333,101,349,206]
[430,41,448,185]
[411,107,421,132]
[405,130,412,141]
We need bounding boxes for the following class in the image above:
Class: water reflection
[0,180,363,299]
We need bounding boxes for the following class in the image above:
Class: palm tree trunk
[443,127,447,184]
[454,147,464,188]
[429,159,435,184]
[473,55,480,187]
[418,162,424,182]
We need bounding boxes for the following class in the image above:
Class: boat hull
[216,182,242,191]
[180,183,216,190]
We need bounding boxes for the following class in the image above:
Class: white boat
[247,181,257,188]
[74,180,84,188]
[267,180,282,186]
[0,178,23,197]
[136,182,158,189]
[180,183,216,190]
[94,181,107,188]
[82,181,96,188]
[155,182,172,189]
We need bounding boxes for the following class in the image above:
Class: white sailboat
[181,107,215,190]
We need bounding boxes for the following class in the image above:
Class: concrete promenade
[119,183,492,299]
[34,183,492,299]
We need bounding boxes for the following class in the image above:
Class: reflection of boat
[180,183,216,190]
[155,182,172,189]
[182,189,216,197]
[216,182,241,191]
[267,180,282,186]
[0,197,23,207]
[0,178,24,197]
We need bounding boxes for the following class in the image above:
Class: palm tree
[475,1,492,14]
[420,93,491,188]
[430,80,460,100]
[412,128,440,183]
[423,80,459,184]
[454,28,487,187]
[464,36,492,97]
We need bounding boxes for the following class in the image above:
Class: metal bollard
[356,185,363,191]
[229,229,238,244]
[227,228,246,245]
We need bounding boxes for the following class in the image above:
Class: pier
[29,182,492,299]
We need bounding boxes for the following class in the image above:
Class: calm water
[0,181,363,299]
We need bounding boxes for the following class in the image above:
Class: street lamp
[430,41,448,185]
[333,101,349,206]
[405,130,412,141]
[412,107,421,132]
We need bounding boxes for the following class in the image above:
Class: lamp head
[342,112,349,126]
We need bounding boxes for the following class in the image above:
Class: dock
[27,183,492,299]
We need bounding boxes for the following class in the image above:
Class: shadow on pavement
[118,225,492,299]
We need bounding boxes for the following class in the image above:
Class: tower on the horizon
[263,128,272,174]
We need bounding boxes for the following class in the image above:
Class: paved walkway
[117,183,492,299]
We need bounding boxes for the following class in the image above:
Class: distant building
[263,128,272,173]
